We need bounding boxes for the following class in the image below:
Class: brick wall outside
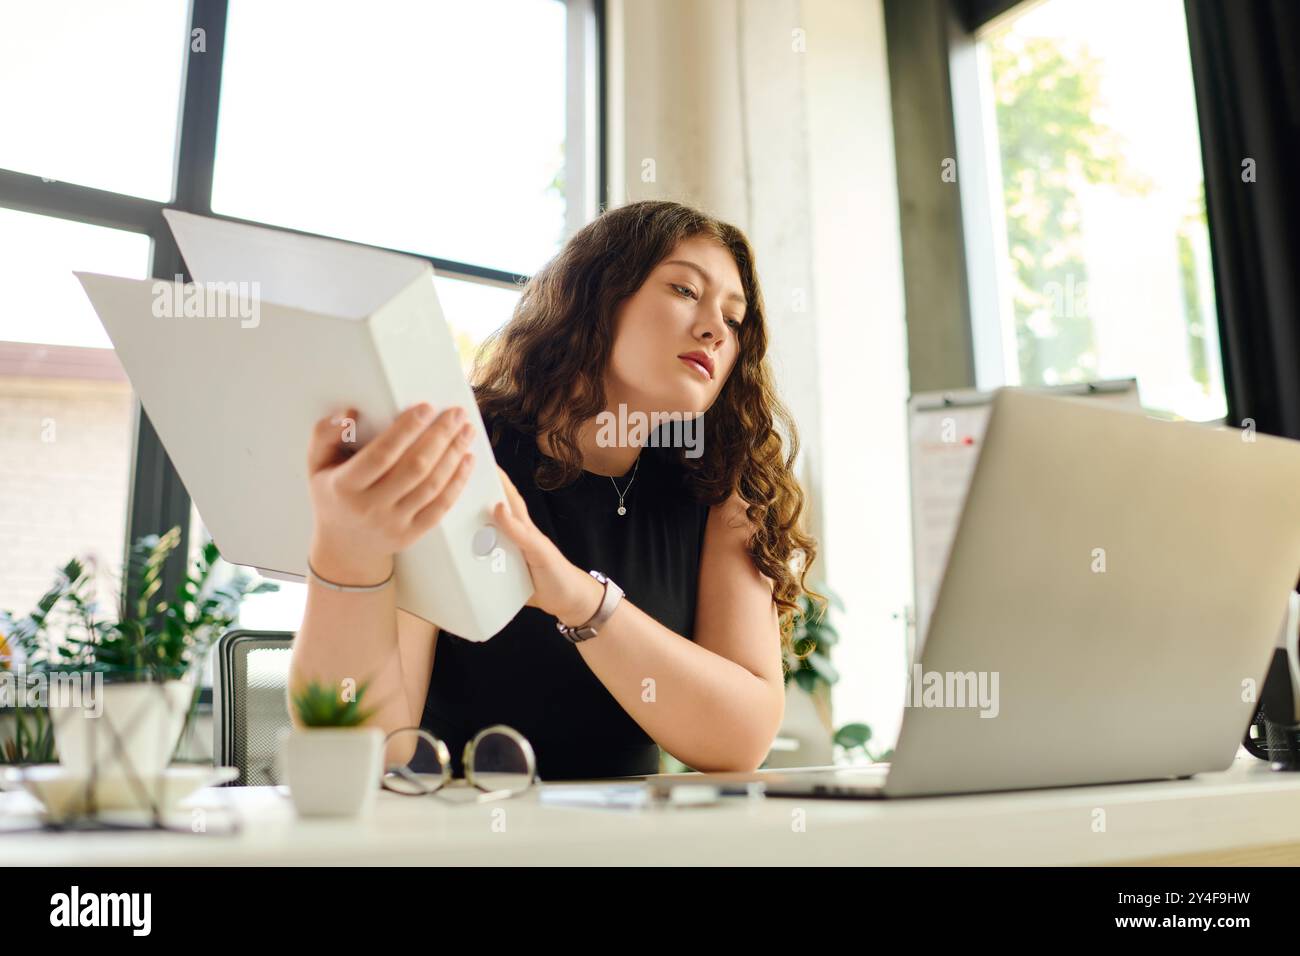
[0,376,134,622]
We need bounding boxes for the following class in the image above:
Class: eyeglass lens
[382,728,447,795]
[470,729,534,794]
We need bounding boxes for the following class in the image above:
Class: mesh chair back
[214,630,295,786]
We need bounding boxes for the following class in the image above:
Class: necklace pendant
[609,456,639,518]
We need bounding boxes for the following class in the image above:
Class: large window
[969,0,1224,421]
[213,0,570,277]
[0,0,598,653]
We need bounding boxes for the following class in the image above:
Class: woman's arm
[290,541,417,768]
[292,551,440,768]
[288,403,474,769]
[493,470,785,773]
[566,493,786,772]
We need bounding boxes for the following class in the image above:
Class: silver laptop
[689,388,1300,799]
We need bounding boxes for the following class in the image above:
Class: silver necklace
[609,455,641,516]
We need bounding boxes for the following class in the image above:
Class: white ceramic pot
[281,726,384,818]
[49,679,192,779]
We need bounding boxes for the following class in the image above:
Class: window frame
[0,0,604,609]
[886,0,1227,413]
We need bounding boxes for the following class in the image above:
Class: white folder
[74,210,532,641]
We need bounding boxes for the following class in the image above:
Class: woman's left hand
[493,466,602,625]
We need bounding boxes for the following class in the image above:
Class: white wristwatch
[555,570,624,643]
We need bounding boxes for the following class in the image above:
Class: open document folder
[73,210,532,641]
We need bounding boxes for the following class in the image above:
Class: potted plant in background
[0,594,57,766]
[0,526,277,782]
[784,587,893,766]
[282,679,386,818]
[0,686,56,765]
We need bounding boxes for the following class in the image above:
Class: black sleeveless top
[415,415,712,781]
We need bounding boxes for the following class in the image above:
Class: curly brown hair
[470,199,825,655]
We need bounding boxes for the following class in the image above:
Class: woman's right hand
[306,402,476,578]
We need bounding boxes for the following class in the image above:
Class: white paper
[75,212,532,641]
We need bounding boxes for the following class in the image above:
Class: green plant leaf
[10,524,271,684]
[834,722,873,748]
[793,668,819,695]
[806,651,839,685]
[290,680,380,728]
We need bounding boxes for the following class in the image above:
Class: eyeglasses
[381,724,538,804]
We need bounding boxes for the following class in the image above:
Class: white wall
[606,0,913,752]
[804,0,912,751]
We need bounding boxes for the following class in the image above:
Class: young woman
[292,200,822,780]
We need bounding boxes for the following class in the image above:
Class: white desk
[5,752,1300,866]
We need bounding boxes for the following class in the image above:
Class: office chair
[213,629,295,786]
[1243,591,1300,769]
[1243,648,1300,770]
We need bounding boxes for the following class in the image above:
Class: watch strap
[556,570,623,643]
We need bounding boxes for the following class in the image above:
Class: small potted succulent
[0,526,277,779]
[282,678,386,818]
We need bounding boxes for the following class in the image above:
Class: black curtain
[1185,0,1300,440]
